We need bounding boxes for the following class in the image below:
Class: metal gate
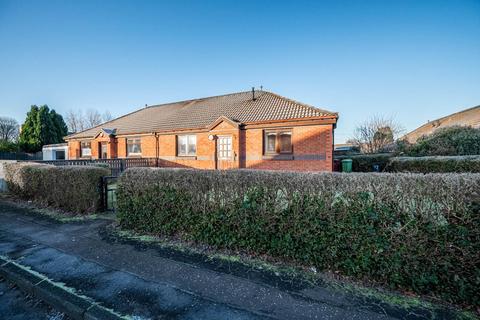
[102,176,118,211]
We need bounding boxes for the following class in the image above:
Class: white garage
[42,143,69,160]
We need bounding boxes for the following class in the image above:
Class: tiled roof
[67,90,337,139]
[403,105,480,143]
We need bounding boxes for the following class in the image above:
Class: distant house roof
[334,144,357,152]
[403,105,480,143]
[42,143,68,148]
[66,90,338,139]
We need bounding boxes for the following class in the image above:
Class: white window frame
[127,138,142,156]
[80,141,91,157]
[177,134,197,156]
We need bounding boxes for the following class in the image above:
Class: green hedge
[402,126,480,156]
[4,162,109,213]
[387,156,480,173]
[117,168,480,306]
[336,153,392,172]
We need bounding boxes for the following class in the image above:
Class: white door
[216,136,233,170]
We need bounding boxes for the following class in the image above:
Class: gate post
[101,176,107,212]
[120,159,125,175]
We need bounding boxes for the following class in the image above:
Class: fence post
[102,176,107,211]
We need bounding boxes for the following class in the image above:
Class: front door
[216,136,233,170]
[100,142,108,159]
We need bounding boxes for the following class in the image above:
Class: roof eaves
[242,115,338,126]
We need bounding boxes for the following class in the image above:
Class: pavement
[0,277,68,320]
[0,199,447,320]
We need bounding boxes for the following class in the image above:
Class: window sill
[262,154,294,160]
[127,154,142,158]
[176,156,197,160]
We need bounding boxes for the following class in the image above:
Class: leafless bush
[351,116,404,153]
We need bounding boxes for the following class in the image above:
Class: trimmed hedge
[117,168,480,306]
[4,162,109,213]
[387,156,480,173]
[335,153,392,172]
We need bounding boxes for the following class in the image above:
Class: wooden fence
[36,158,159,176]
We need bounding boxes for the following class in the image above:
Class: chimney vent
[252,87,256,101]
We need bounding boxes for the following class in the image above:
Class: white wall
[42,145,69,160]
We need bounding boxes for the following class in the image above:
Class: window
[279,132,292,153]
[217,136,232,159]
[265,132,277,153]
[55,150,65,160]
[127,138,142,156]
[177,135,196,156]
[80,141,91,157]
[264,129,292,154]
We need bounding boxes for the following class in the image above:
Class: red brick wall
[68,141,80,159]
[68,133,118,159]
[117,137,127,157]
[67,122,334,172]
[105,135,156,158]
[244,124,333,171]
[158,132,217,169]
[140,136,157,157]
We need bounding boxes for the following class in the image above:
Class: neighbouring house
[334,143,360,155]
[65,90,338,171]
[403,105,480,143]
[42,143,68,160]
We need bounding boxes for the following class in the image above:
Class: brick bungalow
[65,90,338,171]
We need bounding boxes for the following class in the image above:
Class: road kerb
[0,255,126,320]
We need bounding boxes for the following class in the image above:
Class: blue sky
[0,0,479,143]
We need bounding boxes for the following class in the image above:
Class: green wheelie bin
[341,159,353,173]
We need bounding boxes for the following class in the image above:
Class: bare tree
[0,116,19,141]
[351,116,404,153]
[102,110,113,122]
[65,109,86,133]
[65,109,115,133]
[85,109,103,129]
